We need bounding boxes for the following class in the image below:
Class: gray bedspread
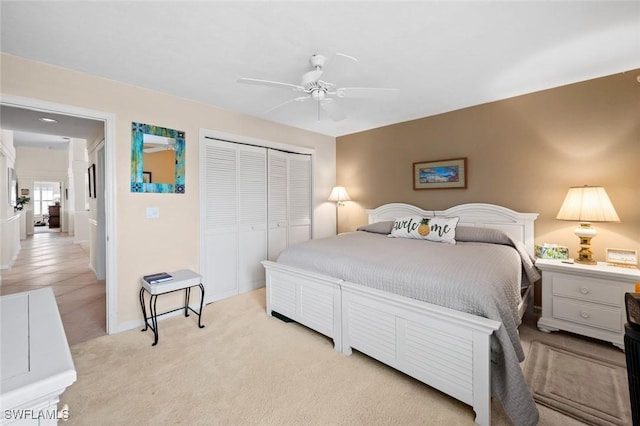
[277,228,540,425]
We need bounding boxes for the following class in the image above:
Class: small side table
[139,269,205,346]
[536,258,640,350]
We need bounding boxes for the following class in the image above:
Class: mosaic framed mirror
[131,122,185,193]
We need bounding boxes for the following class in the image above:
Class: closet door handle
[579,287,590,294]
[580,311,590,319]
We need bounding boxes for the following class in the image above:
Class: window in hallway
[33,181,61,223]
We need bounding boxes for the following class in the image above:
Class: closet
[201,138,312,302]
[267,149,312,261]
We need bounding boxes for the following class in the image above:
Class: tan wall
[1,53,336,329]
[337,70,640,264]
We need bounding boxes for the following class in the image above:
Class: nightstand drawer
[552,298,621,332]
[551,275,620,306]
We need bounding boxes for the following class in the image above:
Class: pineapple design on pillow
[418,218,430,236]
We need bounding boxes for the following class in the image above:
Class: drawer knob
[580,311,590,319]
[579,287,590,294]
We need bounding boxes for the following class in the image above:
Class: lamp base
[574,223,597,265]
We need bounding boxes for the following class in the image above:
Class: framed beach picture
[413,157,467,190]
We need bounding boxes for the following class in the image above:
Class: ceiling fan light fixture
[311,89,325,101]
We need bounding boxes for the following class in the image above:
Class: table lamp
[556,185,620,264]
[328,186,351,234]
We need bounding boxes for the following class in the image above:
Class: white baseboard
[0,251,19,270]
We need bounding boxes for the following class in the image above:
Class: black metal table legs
[139,284,205,346]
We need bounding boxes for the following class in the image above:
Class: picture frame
[413,157,467,190]
[606,248,638,268]
[88,164,96,198]
[143,171,152,184]
[7,167,17,207]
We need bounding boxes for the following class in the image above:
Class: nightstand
[536,258,640,350]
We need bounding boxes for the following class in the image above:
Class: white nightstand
[536,258,640,350]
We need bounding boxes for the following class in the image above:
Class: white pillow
[389,216,431,239]
[425,217,460,244]
[389,216,459,244]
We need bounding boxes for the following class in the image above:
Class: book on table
[143,272,173,284]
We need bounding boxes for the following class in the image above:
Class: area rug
[524,340,631,425]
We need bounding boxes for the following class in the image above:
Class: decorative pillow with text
[389,216,460,244]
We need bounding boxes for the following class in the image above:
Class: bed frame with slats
[262,203,538,425]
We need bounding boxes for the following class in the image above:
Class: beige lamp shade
[328,186,351,203]
[556,185,619,265]
[556,185,620,222]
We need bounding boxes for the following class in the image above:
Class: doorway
[33,181,62,232]
[1,95,117,334]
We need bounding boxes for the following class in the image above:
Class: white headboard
[366,203,538,255]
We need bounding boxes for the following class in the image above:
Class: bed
[261,203,540,426]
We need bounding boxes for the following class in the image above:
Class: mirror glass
[131,122,185,193]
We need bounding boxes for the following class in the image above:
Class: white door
[202,140,239,302]
[267,150,311,259]
[267,150,288,261]
[238,146,267,293]
[202,139,267,301]
[287,153,312,247]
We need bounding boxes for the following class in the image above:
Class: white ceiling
[0,105,104,150]
[1,1,639,138]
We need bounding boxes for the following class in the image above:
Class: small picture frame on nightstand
[606,248,638,268]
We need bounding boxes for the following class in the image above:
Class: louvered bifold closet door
[287,153,312,247]
[238,145,267,293]
[203,140,238,301]
[267,150,288,261]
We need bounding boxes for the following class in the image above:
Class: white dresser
[1,288,76,424]
[536,258,640,350]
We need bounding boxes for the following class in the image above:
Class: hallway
[0,231,106,345]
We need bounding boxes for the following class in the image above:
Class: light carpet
[60,288,601,425]
[61,288,502,425]
[524,340,631,426]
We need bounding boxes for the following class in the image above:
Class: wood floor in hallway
[0,230,106,346]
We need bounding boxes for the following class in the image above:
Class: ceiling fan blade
[237,77,304,92]
[335,52,358,62]
[264,95,310,115]
[321,53,359,83]
[336,87,399,99]
[320,99,347,122]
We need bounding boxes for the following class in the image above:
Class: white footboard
[341,282,501,426]
[262,260,503,425]
[262,261,343,351]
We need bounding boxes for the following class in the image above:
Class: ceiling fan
[237,53,397,122]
